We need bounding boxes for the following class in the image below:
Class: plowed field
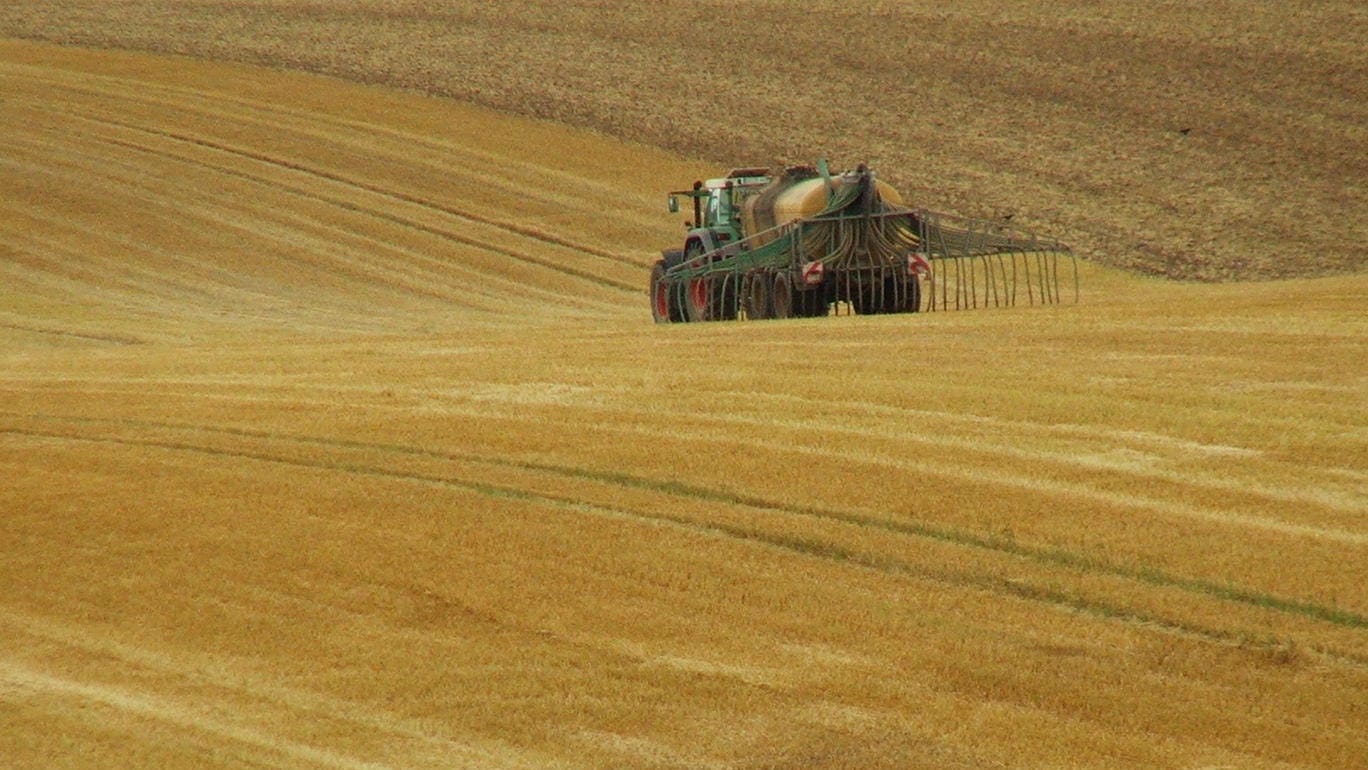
[1,40,1366,770]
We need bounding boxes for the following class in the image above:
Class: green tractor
[649,160,1075,322]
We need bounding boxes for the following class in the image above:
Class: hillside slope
[2,0,1366,280]
[2,41,1367,770]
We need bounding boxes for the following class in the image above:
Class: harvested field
[1,0,1365,280]
[1,32,1366,770]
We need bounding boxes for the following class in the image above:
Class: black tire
[681,241,709,322]
[685,276,713,322]
[882,276,921,314]
[795,287,829,317]
[851,275,883,315]
[712,272,739,321]
[904,276,922,313]
[771,271,795,319]
[744,270,773,320]
[649,261,675,323]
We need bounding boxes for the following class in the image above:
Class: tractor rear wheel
[650,261,676,323]
[685,276,713,322]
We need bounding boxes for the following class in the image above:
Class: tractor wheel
[649,261,675,323]
[685,276,713,322]
[679,241,711,322]
[744,270,773,319]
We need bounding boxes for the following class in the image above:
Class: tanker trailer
[649,160,1076,323]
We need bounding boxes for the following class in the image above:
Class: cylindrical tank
[742,168,904,249]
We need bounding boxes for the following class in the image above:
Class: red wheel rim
[689,278,709,315]
[654,280,670,319]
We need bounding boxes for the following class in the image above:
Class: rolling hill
[1,32,1366,770]
[1,0,1365,281]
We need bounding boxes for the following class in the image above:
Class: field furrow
[0,37,1364,770]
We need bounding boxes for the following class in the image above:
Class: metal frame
[653,171,1078,323]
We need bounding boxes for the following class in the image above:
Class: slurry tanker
[649,160,1076,322]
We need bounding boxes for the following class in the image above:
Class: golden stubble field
[0,36,1366,770]
[1,0,1365,281]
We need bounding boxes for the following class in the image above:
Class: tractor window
[705,190,722,227]
[730,186,748,211]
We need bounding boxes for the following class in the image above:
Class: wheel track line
[5,424,1364,669]
[1,111,638,304]
[93,119,640,294]
[2,364,1358,544]
[1,120,598,310]
[4,101,619,301]
[706,390,1367,518]
[500,402,1368,544]
[4,416,1365,635]
[0,609,550,770]
[0,658,469,770]
[2,128,601,318]
[0,320,141,345]
[380,396,1368,548]
[0,135,352,307]
[2,65,669,243]
[0,196,234,309]
[12,94,646,286]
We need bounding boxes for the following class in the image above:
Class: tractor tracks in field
[10,101,639,296]
[0,129,613,318]
[0,320,142,345]
[4,411,1365,670]
[0,609,548,770]
[1,68,647,300]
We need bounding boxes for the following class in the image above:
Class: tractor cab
[667,168,770,259]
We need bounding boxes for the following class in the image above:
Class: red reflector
[907,252,931,276]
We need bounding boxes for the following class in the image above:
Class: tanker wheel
[712,273,739,321]
[904,276,922,313]
[881,276,922,314]
[745,270,773,320]
[671,280,690,321]
[771,271,795,319]
[851,277,884,315]
[794,285,829,317]
[649,261,677,323]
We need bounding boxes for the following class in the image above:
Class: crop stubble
[1,0,1366,280]
[0,35,1366,770]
